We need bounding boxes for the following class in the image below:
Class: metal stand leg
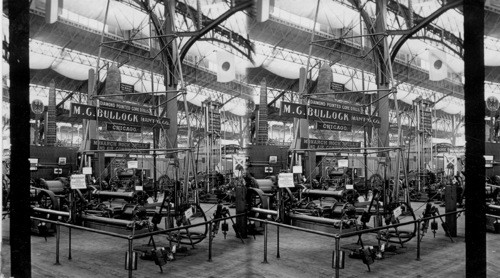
[68,227,72,260]
[208,221,213,262]
[276,226,280,259]
[128,239,133,278]
[262,221,268,264]
[416,220,421,261]
[334,237,340,278]
[55,224,60,265]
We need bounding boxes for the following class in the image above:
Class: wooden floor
[2,202,499,278]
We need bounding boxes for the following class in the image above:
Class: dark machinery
[246,174,417,242]
[29,176,208,248]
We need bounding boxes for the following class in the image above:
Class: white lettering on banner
[283,104,291,114]
[296,105,303,115]
[85,107,94,116]
[70,103,169,127]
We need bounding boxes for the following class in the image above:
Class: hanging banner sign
[280,102,380,128]
[309,98,362,113]
[300,138,361,151]
[70,103,169,128]
[316,122,352,132]
[90,139,150,151]
[106,123,142,133]
[99,99,151,114]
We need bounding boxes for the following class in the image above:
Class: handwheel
[168,203,208,245]
[33,190,60,220]
[377,201,417,244]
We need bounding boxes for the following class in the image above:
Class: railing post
[68,227,72,260]
[276,226,280,259]
[208,220,213,262]
[263,220,268,264]
[55,223,60,265]
[128,238,133,278]
[416,219,421,261]
[334,236,341,278]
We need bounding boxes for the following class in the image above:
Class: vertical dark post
[208,221,213,262]
[55,225,61,265]
[416,220,421,261]
[263,220,268,264]
[464,1,486,277]
[445,184,457,237]
[235,186,247,238]
[8,1,31,277]
[334,237,341,278]
[276,226,280,259]
[163,0,178,157]
[68,227,72,260]
[374,0,390,150]
[128,239,133,278]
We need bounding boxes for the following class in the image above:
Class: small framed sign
[269,156,278,164]
[278,173,295,188]
[82,167,92,175]
[127,161,139,169]
[70,174,87,189]
[58,157,67,165]
[292,165,303,174]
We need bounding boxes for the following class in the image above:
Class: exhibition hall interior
[1,0,500,277]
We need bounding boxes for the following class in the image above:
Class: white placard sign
[70,174,87,189]
[393,206,402,218]
[278,173,295,188]
[127,161,139,169]
[184,207,193,219]
[82,167,92,175]
[338,159,349,168]
[292,165,303,174]
[135,185,144,191]
[345,184,354,190]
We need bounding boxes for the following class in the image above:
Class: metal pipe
[276,226,280,259]
[293,146,403,152]
[248,217,337,239]
[416,219,421,261]
[251,208,278,216]
[80,214,137,227]
[311,32,388,43]
[68,227,72,260]
[334,236,341,278]
[302,88,391,96]
[82,148,192,153]
[30,217,130,239]
[128,239,133,278]
[302,189,343,198]
[94,191,135,200]
[288,213,345,226]
[55,224,61,265]
[32,207,70,218]
[91,90,183,98]
[208,221,213,262]
[263,220,268,264]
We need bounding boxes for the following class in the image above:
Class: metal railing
[31,212,245,278]
[250,209,465,278]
